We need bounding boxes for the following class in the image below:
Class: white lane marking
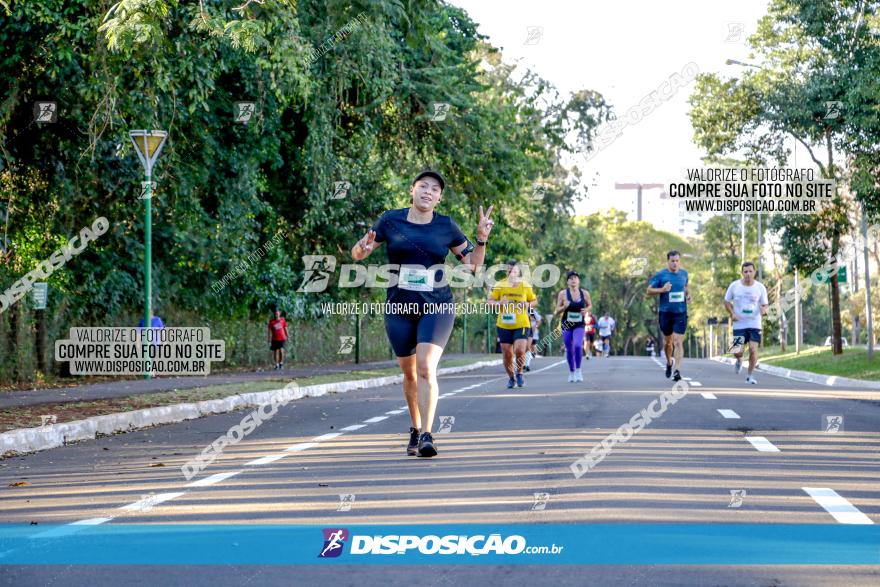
[187,471,241,485]
[717,409,740,419]
[341,424,367,431]
[690,381,703,387]
[119,492,186,512]
[745,436,780,452]
[245,454,286,466]
[71,518,113,525]
[701,392,717,399]
[30,518,114,538]
[651,357,665,368]
[61,360,506,529]
[285,442,319,452]
[438,394,451,398]
[683,377,692,381]
[533,359,568,373]
[803,488,874,525]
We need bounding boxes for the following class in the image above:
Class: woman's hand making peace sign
[351,229,378,261]
[476,204,495,242]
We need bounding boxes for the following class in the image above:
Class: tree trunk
[832,272,843,354]
[7,303,19,382]
[853,315,860,347]
[827,133,843,355]
[36,310,47,375]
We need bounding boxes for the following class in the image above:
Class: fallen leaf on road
[149,463,165,467]
[8,481,29,487]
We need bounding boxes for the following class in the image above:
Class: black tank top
[562,288,587,330]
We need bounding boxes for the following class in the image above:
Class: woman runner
[351,169,494,457]
[555,271,593,382]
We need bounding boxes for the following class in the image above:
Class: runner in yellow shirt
[487,261,537,388]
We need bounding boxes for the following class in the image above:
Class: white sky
[451,0,779,231]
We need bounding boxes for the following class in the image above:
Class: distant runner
[488,261,537,388]
[724,261,769,385]
[582,311,596,360]
[268,308,288,370]
[596,312,616,357]
[524,308,542,371]
[647,250,690,381]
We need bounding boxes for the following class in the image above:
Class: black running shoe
[417,432,437,457]
[673,369,681,382]
[406,427,420,456]
[665,363,672,379]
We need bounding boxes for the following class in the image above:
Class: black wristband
[475,238,487,246]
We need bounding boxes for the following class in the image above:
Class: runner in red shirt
[268,308,289,370]
[583,312,597,360]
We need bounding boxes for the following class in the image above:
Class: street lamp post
[614,183,664,221]
[129,130,168,378]
[862,203,874,359]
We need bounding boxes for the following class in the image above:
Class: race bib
[399,267,433,292]
[501,313,517,324]
[669,291,685,303]
[741,303,756,315]
[567,311,583,323]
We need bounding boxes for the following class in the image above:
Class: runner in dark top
[351,169,494,457]
[555,271,593,382]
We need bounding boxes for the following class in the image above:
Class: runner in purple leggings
[555,270,593,382]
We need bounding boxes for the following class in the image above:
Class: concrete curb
[710,356,880,389]
[0,359,503,456]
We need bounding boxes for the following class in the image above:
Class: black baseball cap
[412,168,445,191]
[566,270,580,279]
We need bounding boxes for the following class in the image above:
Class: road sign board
[32,282,48,310]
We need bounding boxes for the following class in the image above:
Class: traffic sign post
[129,129,168,379]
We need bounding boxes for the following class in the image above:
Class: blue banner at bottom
[0,524,878,565]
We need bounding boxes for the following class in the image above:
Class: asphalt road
[1,356,878,586]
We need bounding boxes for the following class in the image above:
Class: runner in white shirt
[596,313,616,357]
[724,261,769,385]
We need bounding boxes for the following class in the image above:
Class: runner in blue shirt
[647,250,691,381]
[351,169,494,458]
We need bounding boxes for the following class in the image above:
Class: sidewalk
[710,356,880,390]
[0,355,503,455]
[0,354,494,410]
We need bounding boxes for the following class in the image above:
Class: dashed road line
[700,392,717,399]
[285,442,319,452]
[187,471,241,485]
[340,424,367,431]
[745,436,780,452]
[363,415,388,423]
[245,454,286,466]
[803,487,874,524]
[717,409,740,419]
[119,492,186,512]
